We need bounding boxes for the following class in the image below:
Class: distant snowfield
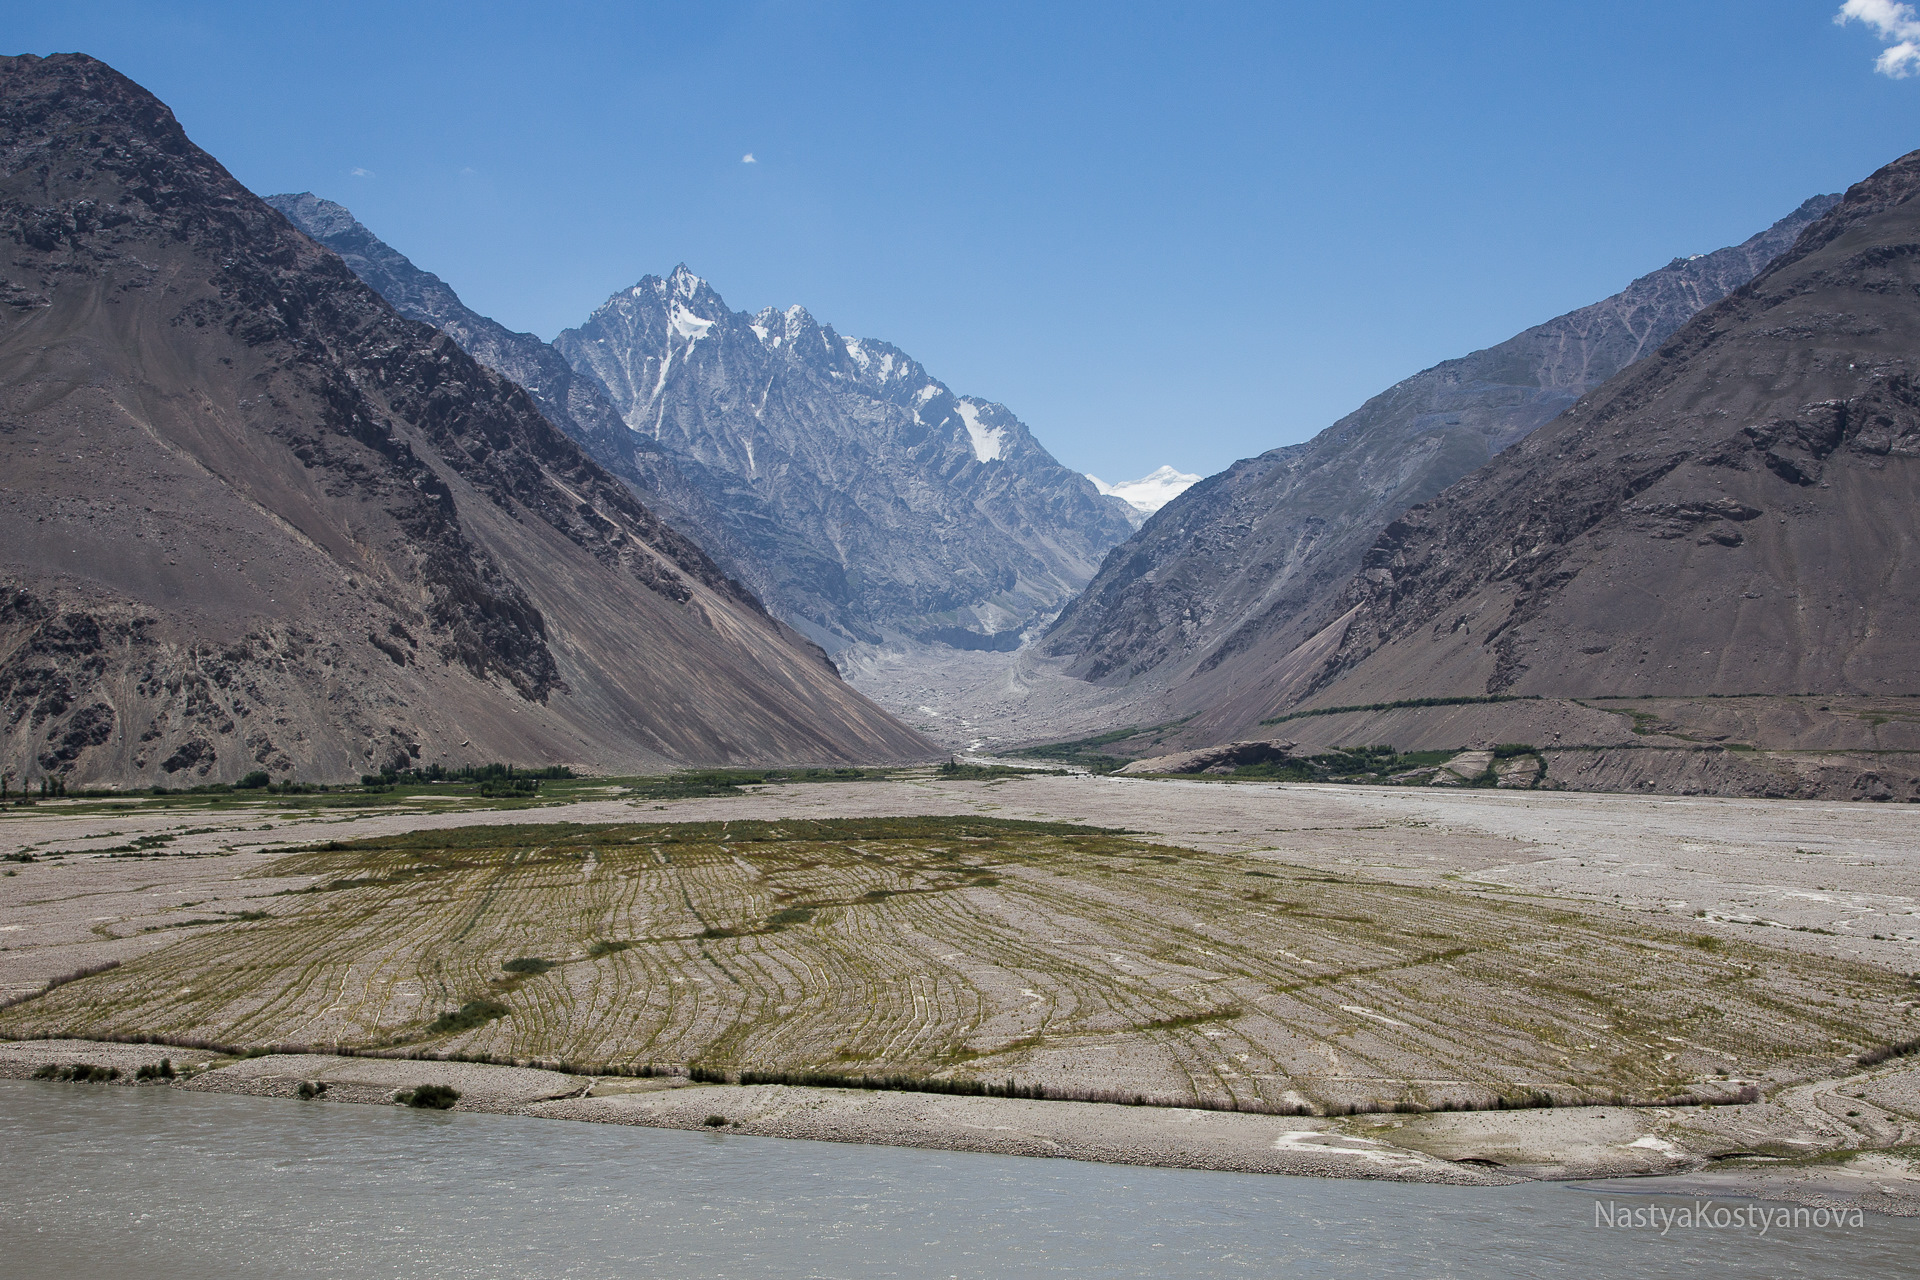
[1088,465,1201,515]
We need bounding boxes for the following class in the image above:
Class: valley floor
[3,773,1918,1211]
[838,640,1155,751]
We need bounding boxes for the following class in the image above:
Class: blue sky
[14,2,1920,479]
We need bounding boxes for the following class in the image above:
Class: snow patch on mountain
[1088,465,1201,515]
[669,303,715,340]
[955,400,1007,463]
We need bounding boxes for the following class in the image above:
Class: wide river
[3,1079,1913,1278]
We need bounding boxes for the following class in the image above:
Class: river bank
[7,1037,1918,1216]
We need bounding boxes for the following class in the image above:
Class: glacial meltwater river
[2,1079,1914,1278]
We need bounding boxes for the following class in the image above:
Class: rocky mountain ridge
[0,53,933,784]
[263,193,759,590]
[557,268,1138,651]
[1274,151,1920,718]
[1042,194,1839,711]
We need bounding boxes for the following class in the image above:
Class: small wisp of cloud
[741,152,757,164]
[350,166,375,179]
[1837,0,1920,77]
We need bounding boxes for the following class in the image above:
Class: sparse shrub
[766,907,814,927]
[296,1080,328,1099]
[34,1063,119,1083]
[1689,935,1723,952]
[134,1058,175,1081]
[703,1114,728,1127]
[501,957,553,975]
[236,770,271,789]
[1135,1008,1245,1032]
[399,1084,460,1109]
[426,999,511,1035]
[587,939,633,957]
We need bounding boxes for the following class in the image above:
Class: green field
[6,816,1911,1112]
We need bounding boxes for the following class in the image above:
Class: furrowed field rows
[3,817,1913,1111]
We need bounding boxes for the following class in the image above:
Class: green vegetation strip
[1259,695,1543,726]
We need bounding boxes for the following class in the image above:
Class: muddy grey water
[3,1081,1911,1278]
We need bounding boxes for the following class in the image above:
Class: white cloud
[1837,0,1920,76]
[741,152,757,164]
[350,166,375,178]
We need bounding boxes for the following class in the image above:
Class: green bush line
[1858,1035,1920,1068]
[935,762,1071,781]
[1010,718,1197,774]
[0,960,122,1012]
[424,999,511,1036]
[0,1032,1770,1113]
[1259,695,1543,726]
[1133,1008,1245,1031]
[33,1063,119,1082]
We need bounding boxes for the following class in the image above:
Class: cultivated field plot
[4,817,1911,1112]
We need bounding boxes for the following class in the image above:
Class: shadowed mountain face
[0,54,934,784]
[1242,151,1920,728]
[262,193,757,592]
[555,271,1138,652]
[1041,195,1838,703]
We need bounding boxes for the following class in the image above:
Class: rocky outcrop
[1041,194,1839,717]
[556,270,1137,651]
[0,54,934,784]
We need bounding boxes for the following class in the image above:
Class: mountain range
[262,193,756,597]
[555,270,1137,651]
[9,50,1916,801]
[1046,155,1920,799]
[1296,154,1920,710]
[0,53,932,784]
[268,193,1138,656]
[1043,193,1839,710]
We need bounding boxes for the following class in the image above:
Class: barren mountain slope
[0,53,934,784]
[557,270,1137,652]
[1042,196,1836,701]
[1223,149,1920,734]
[261,193,759,591]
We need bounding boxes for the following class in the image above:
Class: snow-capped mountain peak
[1087,465,1201,516]
[669,264,706,299]
[555,268,1135,650]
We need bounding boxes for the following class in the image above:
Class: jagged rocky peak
[268,191,358,238]
[265,192,766,595]
[555,267,1136,651]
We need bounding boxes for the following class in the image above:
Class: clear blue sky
[14,2,1920,479]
